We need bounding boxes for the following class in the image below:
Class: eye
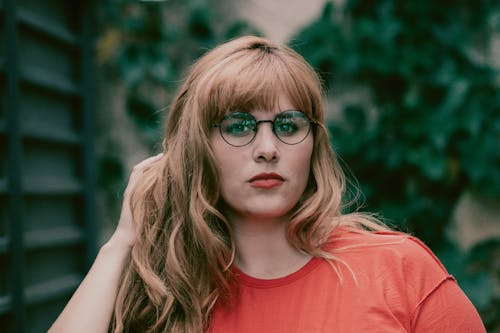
[275,118,299,136]
[221,116,255,137]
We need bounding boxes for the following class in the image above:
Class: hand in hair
[48,154,164,333]
[109,153,164,248]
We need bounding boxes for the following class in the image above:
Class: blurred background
[0,0,499,332]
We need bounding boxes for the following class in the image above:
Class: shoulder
[324,228,453,299]
[326,228,448,274]
[317,228,484,331]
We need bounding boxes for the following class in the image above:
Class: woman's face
[210,94,314,222]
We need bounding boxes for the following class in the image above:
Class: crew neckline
[232,256,323,288]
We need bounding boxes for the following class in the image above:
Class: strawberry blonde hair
[111,35,387,332]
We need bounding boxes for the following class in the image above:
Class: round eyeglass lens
[274,111,311,145]
[219,113,256,146]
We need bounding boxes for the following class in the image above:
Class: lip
[249,172,285,189]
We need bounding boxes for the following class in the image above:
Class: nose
[252,122,280,162]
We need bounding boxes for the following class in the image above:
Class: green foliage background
[291,2,499,327]
[96,0,499,329]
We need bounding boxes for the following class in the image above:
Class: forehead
[197,49,317,124]
[242,93,296,117]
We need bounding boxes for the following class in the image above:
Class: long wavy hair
[111,35,388,332]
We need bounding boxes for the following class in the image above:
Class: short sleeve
[328,230,487,332]
[382,235,486,332]
[411,278,486,332]
[399,237,486,332]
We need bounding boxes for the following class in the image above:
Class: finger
[125,154,163,193]
[132,153,163,171]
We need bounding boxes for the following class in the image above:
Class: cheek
[295,140,314,176]
[217,161,238,193]
[285,140,314,198]
[216,159,247,212]
[300,143,314,189]
[211,144,241,192]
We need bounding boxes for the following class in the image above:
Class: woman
[50,36,485,332]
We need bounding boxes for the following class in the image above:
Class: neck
[229,213,311,279]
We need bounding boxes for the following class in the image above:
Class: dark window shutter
[0,1,96,332]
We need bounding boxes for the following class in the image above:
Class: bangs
[196,47,321,127]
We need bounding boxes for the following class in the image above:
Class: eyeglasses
[213,110,315,147]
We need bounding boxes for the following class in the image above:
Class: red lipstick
[249,172,284,189]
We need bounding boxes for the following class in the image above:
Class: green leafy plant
[94,0,261,234]
[291,1,499,329]
[96,0,261,146]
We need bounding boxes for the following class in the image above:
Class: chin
[245,205,295,220]
[222,197,300,221]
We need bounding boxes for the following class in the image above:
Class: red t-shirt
[208,230,485,332]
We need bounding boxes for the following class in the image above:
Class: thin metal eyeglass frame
[213,110,316,147]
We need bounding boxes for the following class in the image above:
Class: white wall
[215,0,328,43]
